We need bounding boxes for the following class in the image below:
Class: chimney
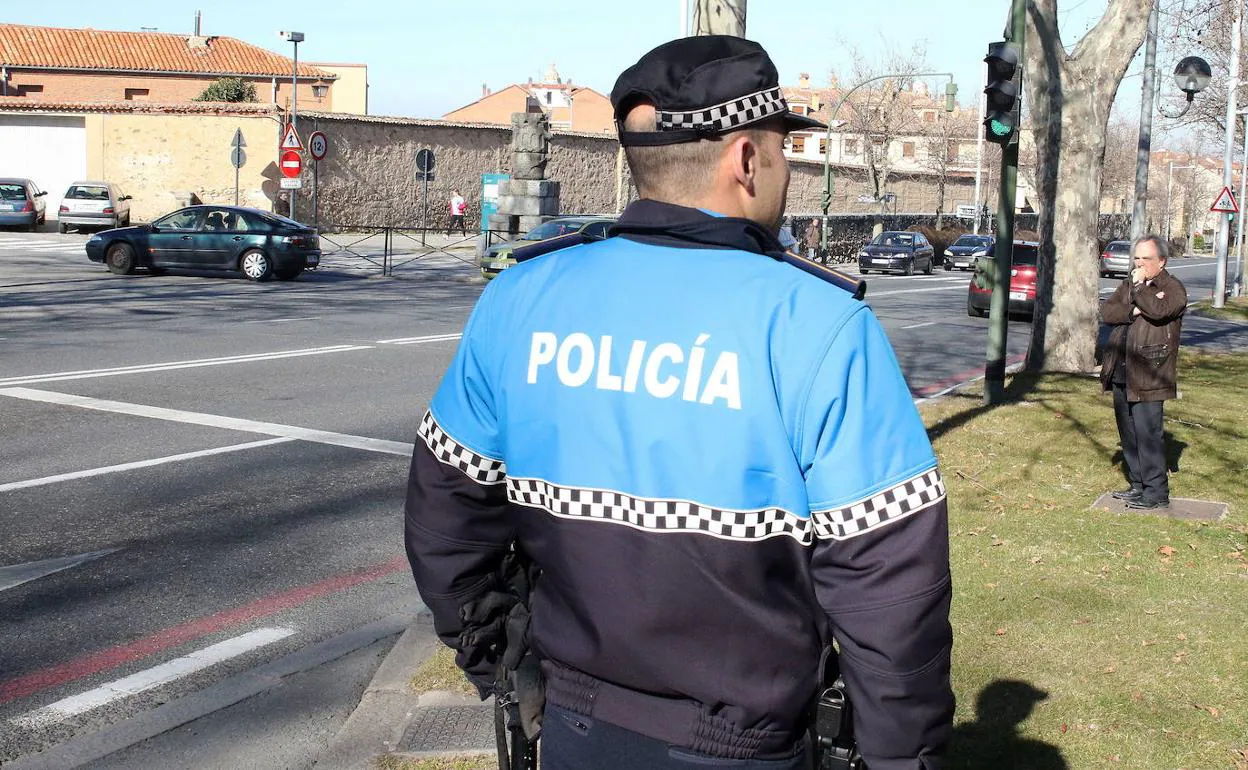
[798,72,810,88]
[482,83,490,97]
[194,10,201,36]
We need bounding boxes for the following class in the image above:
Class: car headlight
[857,251,869,258]
[87,235,102,243]
[972,250,988,257]
[944,250,953,256]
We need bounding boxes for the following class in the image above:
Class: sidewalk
[314,610,497,769]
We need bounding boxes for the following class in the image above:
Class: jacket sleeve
[1100,280,1133,326]
[405,301,513,693]
[799,308,954,770]
[1132,273,1187,323]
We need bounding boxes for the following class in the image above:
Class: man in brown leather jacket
[1100,234,1186,509]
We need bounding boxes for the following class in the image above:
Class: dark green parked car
[85,205,320,281]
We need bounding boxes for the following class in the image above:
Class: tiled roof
[0,96,282,115]
[0,23,332,79]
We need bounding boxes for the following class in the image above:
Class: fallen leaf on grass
[1144,609,1159,615]
[994,628,1007,636]
[1102,666,1117,674]
[1059,724,1068,733]
[1177,633,1188,641]
[1074,617,1092,625]
[1131,690,1143,701]
[1141,639,1157,647]
[1158,545,1176,558]
[1173,650,1188,663]
[1029,556,1043,564]
[1193,703,1220,717]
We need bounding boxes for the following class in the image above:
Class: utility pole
[1235,111,1248,296]
[1214,1,1241,309]
[1131,1,1159,242]
[984,0,1025,405]
[973,59,986,235]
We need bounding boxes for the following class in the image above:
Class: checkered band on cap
[508,477,813,544]
[417,411,507,485]
[657,86,789,134]
[812,468,945,541]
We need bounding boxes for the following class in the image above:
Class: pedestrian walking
[1100,234,1187,509]
[447,189,467,236]
[406,35,953,770]
[803,217,823,263]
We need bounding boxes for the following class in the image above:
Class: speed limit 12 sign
[308,131,328,161]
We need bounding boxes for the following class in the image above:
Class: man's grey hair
[1132,233,1170,261]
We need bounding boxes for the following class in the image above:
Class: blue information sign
[481,172,509,232]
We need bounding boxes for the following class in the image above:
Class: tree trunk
[1024,0,1152,373]
[693,0,746,36]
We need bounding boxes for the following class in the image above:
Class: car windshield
[954,236,992,248]
[1012,245,1039,266]
[524,220,586,240]
[871,232,914,247]
[1106,242,1130,253]
[0,184,27,200]
[66,186,110,200]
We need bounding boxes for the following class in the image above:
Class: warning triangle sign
[1210,185,1239,214]
[281,123,303,151]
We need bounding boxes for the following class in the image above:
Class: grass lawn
[1191,296,1248,322]
[926,350,1247,769]
[385,351,1247,770]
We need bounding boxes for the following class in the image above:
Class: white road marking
[902,321,938,329]
[0,388,412,456]
[13,628,295,726]
[0,549,121,593]
[868,285,967,298]
[0,438,295,494]
[375,333,463,345]
[0,345,372,387]
[242,317,321,324]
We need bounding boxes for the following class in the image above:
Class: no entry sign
[280,149,302,179]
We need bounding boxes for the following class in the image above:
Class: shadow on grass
[926,372,1044,443]
[946,680,1067,770]
[1110,430,1189,482]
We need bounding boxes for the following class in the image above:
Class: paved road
[0,230,1235,767]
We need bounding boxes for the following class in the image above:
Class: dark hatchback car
[857,230,936,275]
[967,241,1039,318]
[943,234,995,271]
[85,205,320,281]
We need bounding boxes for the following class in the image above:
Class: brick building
[443,64,614,134]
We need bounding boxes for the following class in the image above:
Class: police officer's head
[612,36,825,230]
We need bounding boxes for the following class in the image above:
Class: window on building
[924,111,936,123]
[844,138,859,155]
[791,136,806,154]
[819,138,827,155]
[792,104,808,115]
[545,91,552,104]
[903,142,915,158]
[124,88,150,101]
[18,84,43,97]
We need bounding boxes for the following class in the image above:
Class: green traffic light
[988,119,1012,136]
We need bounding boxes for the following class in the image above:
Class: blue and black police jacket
[406,200,954,768]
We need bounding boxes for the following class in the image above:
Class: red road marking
[913,354,1027,398]
[0,555,407,705]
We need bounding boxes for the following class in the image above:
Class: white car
[58,181,132,233]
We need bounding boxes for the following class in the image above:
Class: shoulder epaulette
[776,251,866,300]
[512,232,598,264]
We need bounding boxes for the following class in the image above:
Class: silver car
[58,181,132,233]
[1099,240,1131,278]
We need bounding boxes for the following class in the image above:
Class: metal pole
[1165,162,1174,242]
[680,0,689,36]
[421,173,429,247]
[1214,0,1241,308]
[1235,113,1247,296]
[985,0,1025,405]
[291,39,298,221]
[313,159,319,227]
[234,164,239,207]
[1131,1,1159,242]
[973,60,987,235]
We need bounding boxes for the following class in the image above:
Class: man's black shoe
[1126,497,1170,510]
[1111,487,1144,501]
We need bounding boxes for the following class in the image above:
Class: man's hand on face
[1132,266,1147,284]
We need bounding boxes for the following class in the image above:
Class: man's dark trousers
[540,704,812,769]
[1112,383,1168,502]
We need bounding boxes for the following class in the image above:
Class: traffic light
[983,42,1021,146]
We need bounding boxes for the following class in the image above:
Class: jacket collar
[607,199,785,256]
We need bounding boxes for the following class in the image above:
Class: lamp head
[1173,56,1211,96]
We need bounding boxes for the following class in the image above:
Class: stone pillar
[492,112,560,237]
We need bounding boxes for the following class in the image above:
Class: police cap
[611,35,827,147]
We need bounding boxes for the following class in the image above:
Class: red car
[966,241,1039,318]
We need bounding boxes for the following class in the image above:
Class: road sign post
[231,129,247,206]
[308,132,327,227]
[282,124,303,220]
[415,149,435,246]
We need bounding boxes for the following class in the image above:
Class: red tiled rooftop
[0,23,331,79]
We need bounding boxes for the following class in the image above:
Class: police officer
[406,36,954,770]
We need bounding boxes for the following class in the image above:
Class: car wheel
[106,242,136,275]
[58,222,68,234]
[944,262,952,271]
[860,268,869,275]
[967,296,987,318]
[275,266,304,281]
[924,256,934,275]
[240,249,274,281]
[904,258,915,277]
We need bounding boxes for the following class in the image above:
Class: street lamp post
[819,71,956,257]
[280,30,305,221]
[1165,162,1196,243]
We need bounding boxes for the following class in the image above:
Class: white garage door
[0,115,87,220]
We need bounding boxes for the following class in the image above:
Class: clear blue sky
[7,1,1156,122]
